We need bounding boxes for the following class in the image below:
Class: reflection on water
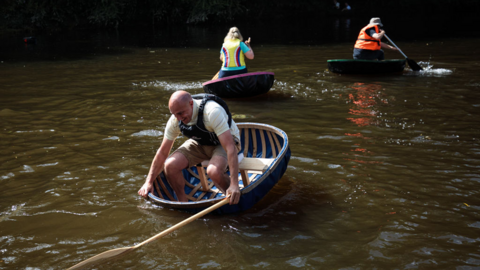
[346,82,384,127]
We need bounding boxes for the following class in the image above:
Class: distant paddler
[217,27,254,79]
[353,17,397,61]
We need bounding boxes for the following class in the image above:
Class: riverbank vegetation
[1,0,478,32]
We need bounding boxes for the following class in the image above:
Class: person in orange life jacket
[218,27,254,78]
[353,17,397,60]
[138,91,242,205]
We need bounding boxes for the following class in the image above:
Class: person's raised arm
[244,37,254,60]
[138,138,175,197]
[218,131,240,205]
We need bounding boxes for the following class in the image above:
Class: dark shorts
[218,68,248,78]
[353,48,385,61]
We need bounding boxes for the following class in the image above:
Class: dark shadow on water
[329,71,407,77]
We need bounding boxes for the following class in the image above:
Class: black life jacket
[178,94,232,146]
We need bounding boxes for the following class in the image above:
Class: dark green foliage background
[1,0,478,31]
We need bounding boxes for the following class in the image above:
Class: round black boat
[202,72,275,98]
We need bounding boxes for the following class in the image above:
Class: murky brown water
[1,25,480,269]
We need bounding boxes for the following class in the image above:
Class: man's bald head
[169,91,194,124]
[169,91,192,108]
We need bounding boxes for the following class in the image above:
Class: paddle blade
[67,246,135,270]
[407,58,423,71]
[68,197,230,269]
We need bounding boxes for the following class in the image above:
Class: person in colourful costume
[218,27,254,78]
[138,91,242,205]
[353,17,397,60]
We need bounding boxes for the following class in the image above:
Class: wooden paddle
[384,34,423,71]
[67,196,231,270]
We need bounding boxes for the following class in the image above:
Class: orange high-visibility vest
[354,24,381,50]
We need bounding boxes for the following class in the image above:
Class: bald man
[138,91,242,205]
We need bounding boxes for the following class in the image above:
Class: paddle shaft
[68,197,230,270]
[135,197,230,247]
[212,71,219,80]
[384,34,423,71]
[384,34,408,58]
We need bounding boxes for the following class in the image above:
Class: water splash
[273,80,343,100]
[132,80,203,91]
[130,129,163,137]
[405,61,453,77]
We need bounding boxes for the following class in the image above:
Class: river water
[1,16,480,269]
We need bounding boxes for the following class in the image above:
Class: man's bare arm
[218,131,240,204]
[138,138,175,197]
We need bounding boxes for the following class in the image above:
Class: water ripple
[133,80,203,91]
[130,129,163,137]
